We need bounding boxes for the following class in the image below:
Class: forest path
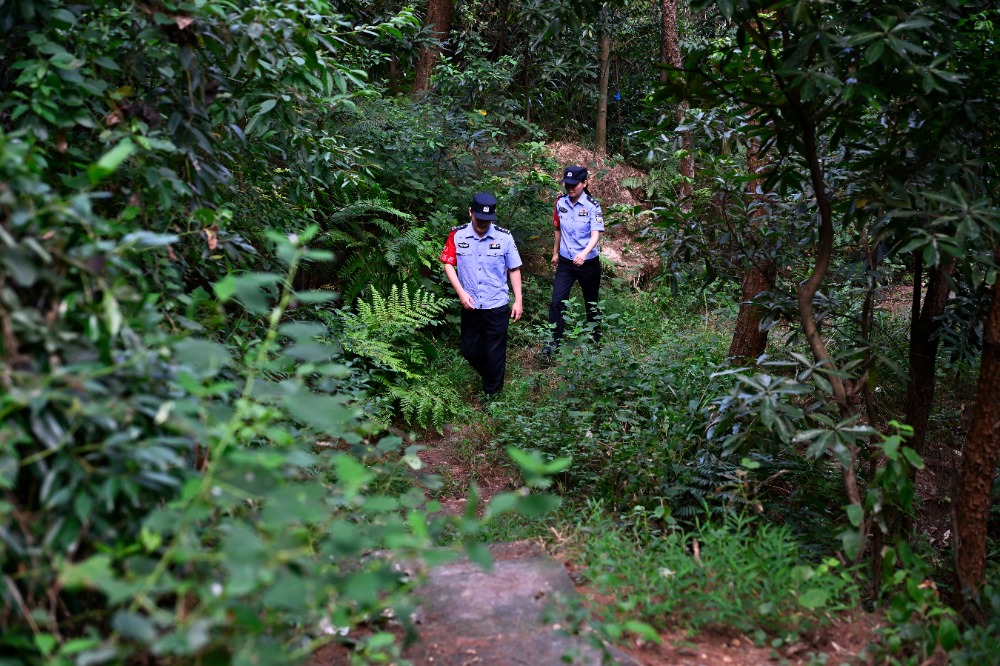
[401,541,640,665]
[404,425,883,666]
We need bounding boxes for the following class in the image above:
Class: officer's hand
[459,290,475,309]
[573,252,586,265]
[550,253,558,268]
[511,301,522,322]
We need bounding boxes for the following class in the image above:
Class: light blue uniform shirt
[441,222,522,310]
[554,192,604,261]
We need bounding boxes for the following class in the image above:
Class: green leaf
[846,504,863,527]
[516,493,560,517]
[623,620,662,643]
[283,392,357,436]
[59,554,114,590]
[87,138,136,184]
[883,436,900,461]
[839,528,864,560]
[173,338,232,376]
[332,453,374,494]
[465,541,493,571]
[226,272,282,315]
[123,231,179,248]
[901,447,925,470]
[938,617,960,650]
[34,633,57,656]
[112,611,156,642]
[797,588,829,609]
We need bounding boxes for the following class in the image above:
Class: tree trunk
[389,53,399,94]
[954,246,1000,612]
[596,32,610,156]
[659,0,693,208]
[412,0,453,96]
[904,258,956,457]
[729,264,775,362]
[728,133,774,363]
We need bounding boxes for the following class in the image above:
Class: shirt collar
[461,223,494,239]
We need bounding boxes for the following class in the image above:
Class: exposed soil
[415,424,518,517]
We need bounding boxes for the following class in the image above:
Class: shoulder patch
[585,193,601,206]
[451,222,471,232]
[493,225,511,235]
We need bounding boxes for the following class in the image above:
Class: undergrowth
[567,501,862,637]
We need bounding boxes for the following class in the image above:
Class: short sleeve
[440,230,457,266]
[506,238,522,271]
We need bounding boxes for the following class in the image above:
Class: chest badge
[577,209,590,217]
[558,206,568,213]
[489,243,501,250]
[457,242,470,248]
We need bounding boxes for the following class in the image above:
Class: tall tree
[954,246,1000,612]
[596,28,611,155]
[728,131,776,362]
[413,0,454,95]
[660,0,693,207]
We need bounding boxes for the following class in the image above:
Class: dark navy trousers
[460,305,511,395]
[548,255,601,344]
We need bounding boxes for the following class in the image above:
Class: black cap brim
[472,212,497,221]
[560,177,582,185]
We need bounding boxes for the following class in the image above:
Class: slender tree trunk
[412,0,453,96]
[493,0,511,58]
[872,257,955,576]
[389,53,399,94]
[954,245,1000,614]
[660,0,693,207]
[596,32,610,156]
[904,258,956,457]
[729,133,775,362]
[522,40,531,123]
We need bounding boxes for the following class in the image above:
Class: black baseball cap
[560,165,588,184]
[470,192,497,220]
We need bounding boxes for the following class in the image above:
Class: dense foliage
[3,0,1000,663]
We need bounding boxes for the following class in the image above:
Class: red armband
[440,230,457,266]
[552,204,560,228]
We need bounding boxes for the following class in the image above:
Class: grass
[559,501,862,637]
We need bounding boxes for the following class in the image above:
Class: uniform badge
[457,242,469,248]
[558,206,569,213]
[578,209,589,217]
[489,243,501,250]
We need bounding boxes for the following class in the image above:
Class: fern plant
[328,284,459,430]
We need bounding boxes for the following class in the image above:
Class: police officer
[440,192,523,397]
[547,165,604,351]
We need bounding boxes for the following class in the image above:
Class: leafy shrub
[323,284,461,430]
[494,290,734,516]
[572,503,861,636]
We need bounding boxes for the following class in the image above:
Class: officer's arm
[508,268,523,321]
[551,227,561,266]
[573,230,601,265]
[581,229,600,256]
[443,263,475,309]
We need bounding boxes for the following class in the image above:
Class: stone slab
[404,548,640,665]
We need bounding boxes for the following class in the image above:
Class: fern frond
[350,284,447,342]
[385,377,462,431]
